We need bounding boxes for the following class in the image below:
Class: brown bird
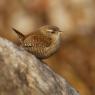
[12,25,62,59]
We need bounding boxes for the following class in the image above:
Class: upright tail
[12,28,25,43]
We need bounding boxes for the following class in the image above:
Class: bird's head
[40,25,62,40]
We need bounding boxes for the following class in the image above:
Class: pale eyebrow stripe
[47,29,53,32]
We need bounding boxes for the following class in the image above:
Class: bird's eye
[51,31,55,33]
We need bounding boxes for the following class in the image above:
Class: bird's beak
[59,31,62,32]
[59,30,63,34]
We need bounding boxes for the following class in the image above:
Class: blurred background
[0,0,95,95]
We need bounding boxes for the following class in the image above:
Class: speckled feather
[13,25,61,59]
[22,32,52,58]
[24,32,52,47]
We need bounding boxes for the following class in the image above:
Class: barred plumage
[13,25,62,59]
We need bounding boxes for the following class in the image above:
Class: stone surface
[0,37,79,95]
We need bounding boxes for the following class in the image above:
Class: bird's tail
[12,28,25,43]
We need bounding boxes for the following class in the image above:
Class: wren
[12,25,62,59]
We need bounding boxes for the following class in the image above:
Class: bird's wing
[23,33,52,47]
